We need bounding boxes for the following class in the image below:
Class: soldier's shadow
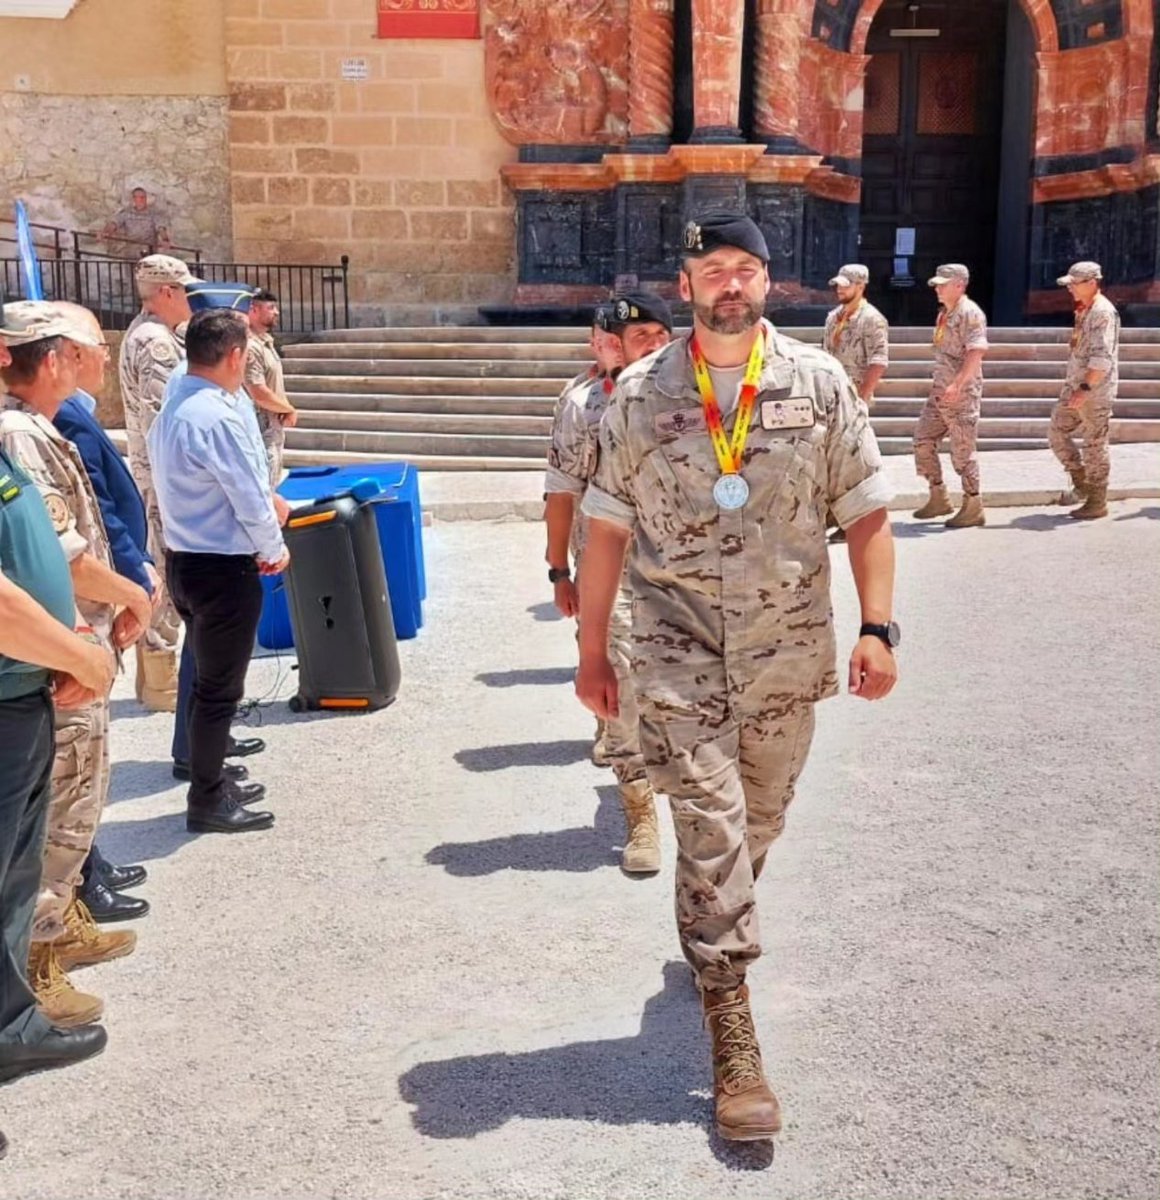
[426,785,622,875]
[455,740,592,771]
[397,960,775,1170]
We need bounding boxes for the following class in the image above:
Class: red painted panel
[377,1,480,40]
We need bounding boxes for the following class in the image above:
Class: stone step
[873,417,1160,441]
[285,428,551,458]
[875,379,1159,399]
[295,409,554,436]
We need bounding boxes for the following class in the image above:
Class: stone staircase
[279,326,1160,471]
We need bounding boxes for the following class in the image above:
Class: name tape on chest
[759,397,815,431]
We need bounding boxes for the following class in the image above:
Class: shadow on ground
[106,760,182,806]
[397,961,775,1171]
[527,602,565,623]
[1115,506,1160,522]
[475,667,575,689]
[427,785,623,876]
[455,740,592,772]
[98,811,193,865]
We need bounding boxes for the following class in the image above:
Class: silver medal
[713,474,750,510]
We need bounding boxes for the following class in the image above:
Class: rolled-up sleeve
[824,371,893,529]
[545,399,591,496]
[1086,312,1117,373]
[868,314,890,368]
[199,418,285,563]
[0,422,89,560]
[580,400,637,530]
[964,309,989,353]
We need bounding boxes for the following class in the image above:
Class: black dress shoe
[0,1128,7,1160]
[233,780,267,806]
[87,843,147,892]
[79,878,150,924]
[0,1024,107,1084]
[227,736,266,758]
[172,760,249,783]
[187,788,274,834]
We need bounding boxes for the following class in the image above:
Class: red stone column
[691,0,746,141]
[628,0,676,144]
[754,0,808,147]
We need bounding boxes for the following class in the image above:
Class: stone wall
[224,0,517,325]
[0,93,234,262]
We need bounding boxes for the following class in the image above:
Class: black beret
[608,291,673,332]
[592,302,615,331]
[682,210,770,264]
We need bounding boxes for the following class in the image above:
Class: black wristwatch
[548,566,571,583]
[1078,382,1092,392]
[860,621,901,649]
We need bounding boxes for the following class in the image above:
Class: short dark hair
[0,336,62,387]
[252,289,278,304]
[185,310,248,368]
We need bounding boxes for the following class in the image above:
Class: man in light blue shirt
[148,309,288,834]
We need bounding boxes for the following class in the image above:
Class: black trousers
[0,688,54,1047]
[167,553,263,808]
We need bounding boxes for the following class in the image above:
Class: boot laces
[31,943,69,998]
[711,1000,764,1088]
[66,897,100,946]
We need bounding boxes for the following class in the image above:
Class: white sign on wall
[341,58,369,82]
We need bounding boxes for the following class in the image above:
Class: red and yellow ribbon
[1071,300,1090,350]
[689,327,767,478]
[829,298,864,353]
[933,308,948,347]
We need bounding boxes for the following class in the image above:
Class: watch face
[887,620,901,648]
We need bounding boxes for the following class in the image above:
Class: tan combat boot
[55,897,137,971]
[28,941,103,1028]
[619,779,661,874]
[1055,468,1087,506]
[136,646,178,713]
[703,985,782,1141]
[945,494,986,528]
[912,484,953,520]
[591,720,611,768]
[1069,484,1108,521]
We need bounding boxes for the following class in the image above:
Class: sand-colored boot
[619,779,660,874]
[28,941,103,1028]
[703,984,782,1141]
[1069,484,1108,521]
[912,484,953,520]
[1055,468,1087,506]
[945,494,986,528]
[55,897,137,971]
[136,646,178,713]
[591,720,611,768]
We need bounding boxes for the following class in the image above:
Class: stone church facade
[2,0,1157,324]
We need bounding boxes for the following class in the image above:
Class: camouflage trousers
[604,589,647,787]
[262,425,285,488]
[1049,394,1112,489]
[638,697,816,992]
[913,393,981,496]
[135,469,181,653]
[32,695,110,943]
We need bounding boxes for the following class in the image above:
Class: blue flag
[14,200,44,301]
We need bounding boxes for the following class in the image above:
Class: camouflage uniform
[106,207,167,251]
[0,401,116,944]
[546,373,645,787]
[823,300,890,395]
[118,310,183,651]
[1049,293,1120,490]
[913,297,989,496]
[582,325,891,990]
[244,330,288,487]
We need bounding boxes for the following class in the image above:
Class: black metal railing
[1,255,351,333]
[0,216,204,267]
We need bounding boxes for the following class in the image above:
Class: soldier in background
[119,254,194,710]
[911,263,989,529]
[244,289,297,487]
[823,264,890,543]
[546,292,672,875]
[1049,262,1119,521]
[0,302,151,1031]
[577,212,899,1142]
[101,187,171,256]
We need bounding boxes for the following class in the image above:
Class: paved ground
[2,502,1159,1200]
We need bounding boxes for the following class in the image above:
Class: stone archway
[850,0,1058,55]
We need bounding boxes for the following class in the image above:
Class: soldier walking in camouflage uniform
[0,303,152,1031]
[118,254,195,710]
[823,264,890,543]
[1049,261,1119,521]
[912,263,989,528]
[577,213,899,1141]
[545,293,673,874]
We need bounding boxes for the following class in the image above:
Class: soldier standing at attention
[0,303,152,1031]
[911,263,989,528]
[244,289,297,487]
[100,187,171,255]
[119,254,195,711]
[1049,262,1119,521]
[823,264,890,542]
[545,303,624,767]
[576,212,899,1141]
[546,292,673,875]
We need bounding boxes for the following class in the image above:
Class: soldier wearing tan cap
[118,254,195,710]
[1049,262,1119,520]
[912,263,989,528]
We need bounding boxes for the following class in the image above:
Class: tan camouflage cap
[829,264,870,287]
[135,254,197,286]
[0,300,101,348]
[1057,261,1103,286]
[928,263,970,286]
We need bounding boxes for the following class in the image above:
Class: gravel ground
[2,501,1158,1200]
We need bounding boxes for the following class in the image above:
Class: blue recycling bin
[256,463,425,649]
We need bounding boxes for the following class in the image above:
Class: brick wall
[225,0,518,324]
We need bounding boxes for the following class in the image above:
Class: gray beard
[693,296,764,335]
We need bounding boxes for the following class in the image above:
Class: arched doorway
[858,0,1025,323]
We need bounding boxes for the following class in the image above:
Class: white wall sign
[341,58,369,82]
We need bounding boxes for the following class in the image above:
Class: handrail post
[341,254,350,328]
[71,232,83,304]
